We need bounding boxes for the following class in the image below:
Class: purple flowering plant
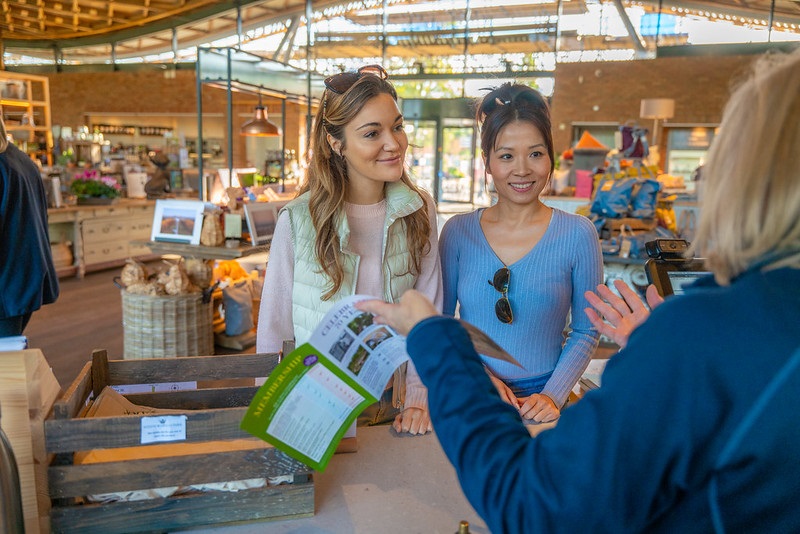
[69,170,122,198]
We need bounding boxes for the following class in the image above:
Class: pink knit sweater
[256,198,443,410]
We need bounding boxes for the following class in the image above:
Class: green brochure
[241,295,522,472]
[241,296,407,472]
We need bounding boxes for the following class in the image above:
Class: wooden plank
[0,349,60,534]
[90,350,109,399]
[130,240,269,261]
[25,353,61,532]
[282,339,296,360]
[45,407,250,453]
[49,446,310,498]
[49,481,314,534]
[52,361,92,420]
[26,355,61,420]
[105,353,279,383]
[123,386,260,410]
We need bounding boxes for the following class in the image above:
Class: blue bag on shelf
[591,177,635,219]
[629,179,662,219]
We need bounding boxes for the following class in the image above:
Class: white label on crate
[112,381,198,394]
[141,415,188,444]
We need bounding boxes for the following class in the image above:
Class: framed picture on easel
[150,199,205,245]
[244,201,288,245]
[244,202,276,245]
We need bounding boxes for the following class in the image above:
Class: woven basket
[121,291,214,359]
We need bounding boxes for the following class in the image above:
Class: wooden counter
[130,240,269,261]
[48,199,157,278]
[187,425,494,534]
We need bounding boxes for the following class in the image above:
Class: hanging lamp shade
[241,94,280,137]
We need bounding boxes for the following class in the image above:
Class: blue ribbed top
[439,208,603,405]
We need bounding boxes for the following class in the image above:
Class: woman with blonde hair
[256,65,442,435]
[358,48,800,531]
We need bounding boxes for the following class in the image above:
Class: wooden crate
[45,350,314,534]
[0,349,61,534]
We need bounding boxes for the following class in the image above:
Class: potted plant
[69,170,122,205]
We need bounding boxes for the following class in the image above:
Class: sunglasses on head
[488,266,513,324]
[324,64,389,95]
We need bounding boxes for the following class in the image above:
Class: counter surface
[189,425,491,534]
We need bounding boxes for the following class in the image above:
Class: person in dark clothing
[0,116,59,336]
[357,48,800,533]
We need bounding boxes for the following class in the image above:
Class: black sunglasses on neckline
[488,266,513,324]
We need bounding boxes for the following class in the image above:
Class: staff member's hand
[584,280,664,349]
[393,407,433,435]
[518,393,560,423]
[356,289,438,336]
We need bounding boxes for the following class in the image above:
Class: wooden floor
[24,263,248,390]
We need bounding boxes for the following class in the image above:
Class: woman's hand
[488,372,518,407]
[393,407,433,435]
[584,280,664,349]
[518,393,560,423]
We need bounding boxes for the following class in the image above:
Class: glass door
[406,120,437,198]
[439,120,476,205]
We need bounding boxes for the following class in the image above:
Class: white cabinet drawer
[129,216,154,239]
[84,240,128,265]
[82,218,128,242]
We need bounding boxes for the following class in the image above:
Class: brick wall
[42,53,759,166]
[550,54,756,155]
[45,69,305,167]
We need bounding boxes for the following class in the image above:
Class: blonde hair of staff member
[692,50,800,279]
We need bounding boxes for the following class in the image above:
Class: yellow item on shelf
[213,259,248,282]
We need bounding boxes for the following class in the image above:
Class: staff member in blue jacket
[357,48,800,533]
[0,115,59,336]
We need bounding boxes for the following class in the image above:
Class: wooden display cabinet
[48,200,158,278]
[0,71,53,166]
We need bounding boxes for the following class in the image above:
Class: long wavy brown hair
[299,73,432,300]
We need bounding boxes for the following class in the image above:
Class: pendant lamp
[241,93,280,137]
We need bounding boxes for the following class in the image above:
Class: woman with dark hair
[256,65,442,435]
[358,49,800,532]
[439,83,602,422]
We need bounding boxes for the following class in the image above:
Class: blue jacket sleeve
[407,316,676,533]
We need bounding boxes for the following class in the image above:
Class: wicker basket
[121,291,214,359]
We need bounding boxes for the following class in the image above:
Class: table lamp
[640,98,675,146]
[640,98,675,167]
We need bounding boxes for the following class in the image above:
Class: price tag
[619,238,632,258]
[140,415,187,444]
